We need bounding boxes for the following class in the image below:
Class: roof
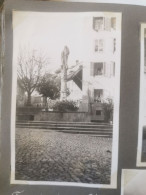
[67,65,83,90]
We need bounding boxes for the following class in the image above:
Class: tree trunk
[26,92,31,106]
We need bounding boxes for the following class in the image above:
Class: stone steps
[16,121,110,124]
[59,130,112,137]
[16,123,112,129]
[16,121,113,137]
[16,120,112,126]
[16,125,112,131]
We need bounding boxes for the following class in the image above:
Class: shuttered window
[91,62,105,76]
[93,17,104,32]
[95,39,104,53]
[94,89,103,102]
[90,62,94,76]
[93,17,116,32]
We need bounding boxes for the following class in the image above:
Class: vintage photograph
[11,11,121,188]
[121,169,146,195]
[137,24,146,166]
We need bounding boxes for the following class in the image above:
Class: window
[90,62,105,76]
[95,39,104,53]
[96,110,102,115]
[91,62,115,77]
[93,17,104,32]
[93,17,116,32]
[94,89,103,102]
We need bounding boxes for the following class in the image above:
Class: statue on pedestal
[60,46,70,100]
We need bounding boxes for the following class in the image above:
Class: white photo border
[10,10,122,189]
[137,23,146,167]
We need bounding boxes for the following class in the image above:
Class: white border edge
[136,23,146,167]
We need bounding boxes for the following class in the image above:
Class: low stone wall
[17,107,42,114]
[16,107,42,121]
[34,111,91,122]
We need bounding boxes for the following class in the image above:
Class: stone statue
[60,46,70,100]
[61,46,70,69]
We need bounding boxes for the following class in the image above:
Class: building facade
[67,13,118,121]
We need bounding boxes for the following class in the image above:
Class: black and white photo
[11,11,121,188]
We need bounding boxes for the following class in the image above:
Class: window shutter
[103,62,106,76]
[95,40,98,52]
[105,62,108,77]
[90,62,94,76]
[110,62,112,77]
[110,61,115,76]
[106,62,110,77]
[105,17,111,31]
[111,17,116,30]
[93,17,96,31]
[113,62,115,76]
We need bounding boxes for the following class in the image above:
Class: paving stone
[15,128,112,184]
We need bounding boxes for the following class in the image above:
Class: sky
[13,11,94,73]
[13,11,120,73]
[13,11,121,73]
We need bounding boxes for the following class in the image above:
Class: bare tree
[17,49,48,106]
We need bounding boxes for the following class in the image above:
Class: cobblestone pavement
[15,128,112,184]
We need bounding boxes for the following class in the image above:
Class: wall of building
[66,13,119,112]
